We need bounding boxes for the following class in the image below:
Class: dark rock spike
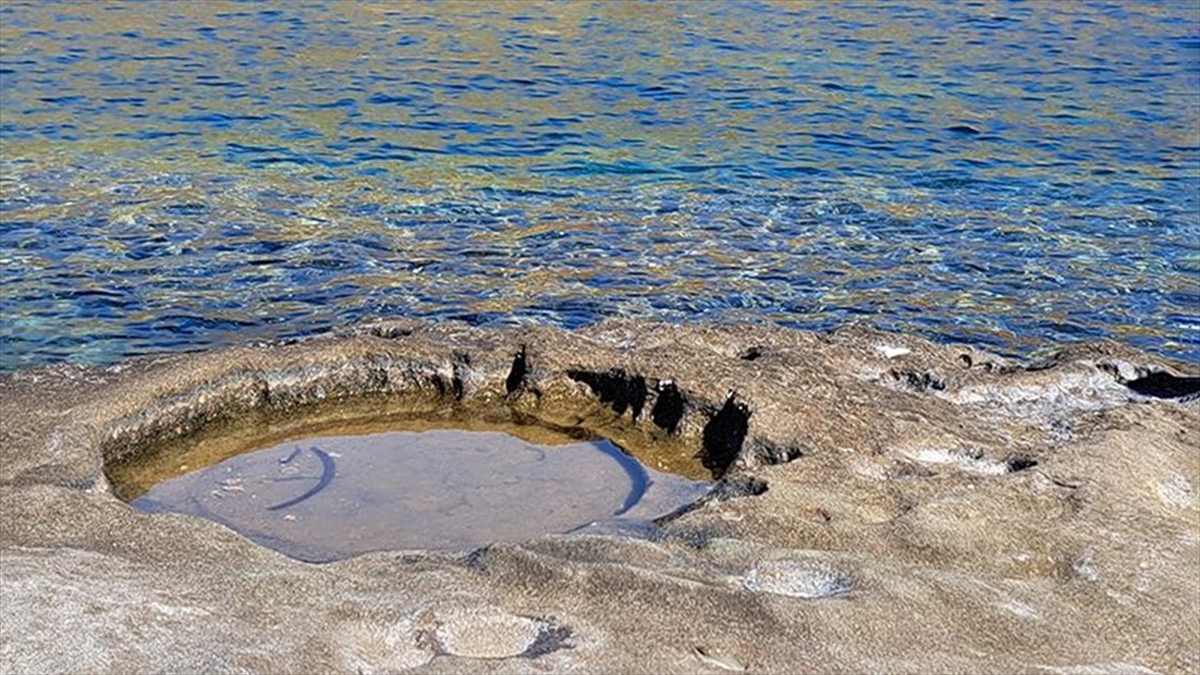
[627,374,647,420]
[1005,456,1038,473]
[566,369,648,420]
[1125,372,1200,400]
[700,392,751,478]
[429,372,448,397]
[651,380,685,434]
[451,351,470,401]
[740,346,764,361]
[505,345,527,395]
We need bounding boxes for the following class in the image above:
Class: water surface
[133,429,708,561]
[2,0,1198,370]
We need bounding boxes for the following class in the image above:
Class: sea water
[2,1,1197,370]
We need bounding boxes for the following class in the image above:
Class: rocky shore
[2,320,1197,674]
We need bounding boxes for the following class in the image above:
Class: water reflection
[131,430,709,561]
[1,0,1197,369]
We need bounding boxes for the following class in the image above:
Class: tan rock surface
[2,320,1197,673]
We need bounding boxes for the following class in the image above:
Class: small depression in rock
[126,428,710,562]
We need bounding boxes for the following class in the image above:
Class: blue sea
[1,0,1198,371]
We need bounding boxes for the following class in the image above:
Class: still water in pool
[132,429,709,562]
[2,1,1197,370]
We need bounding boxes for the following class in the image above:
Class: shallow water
[1,0,1198,370]
[133,429,708,561]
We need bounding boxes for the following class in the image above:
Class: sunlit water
[2,1,1198,371]
[132,430,709,561]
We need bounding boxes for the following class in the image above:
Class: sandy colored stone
[1,319,1197,673]
[415,595,549,659]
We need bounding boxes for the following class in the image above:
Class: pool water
[1,1,1198,370]
[132,429,709,561]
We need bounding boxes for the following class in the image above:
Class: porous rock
[1,320,1197,673]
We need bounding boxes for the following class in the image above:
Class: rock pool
[132,429,708,561]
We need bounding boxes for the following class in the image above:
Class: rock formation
[2,320,1197,673]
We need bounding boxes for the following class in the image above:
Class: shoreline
[2,319,1197,673]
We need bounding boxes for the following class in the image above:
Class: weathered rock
[1,320,1197,674]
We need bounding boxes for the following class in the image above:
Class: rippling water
[2,0,1198,371]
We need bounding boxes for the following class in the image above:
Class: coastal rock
[737,559,853,599]
[1,320,1197,673]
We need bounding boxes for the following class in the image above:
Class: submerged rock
[1,320,1197,673]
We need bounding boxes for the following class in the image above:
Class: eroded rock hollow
[1,320,1197,673]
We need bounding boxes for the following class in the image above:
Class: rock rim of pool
[2,319,1198,674]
